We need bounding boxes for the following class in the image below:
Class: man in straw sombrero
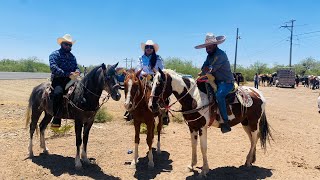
[49,34,80,128]
[195,33,234,133]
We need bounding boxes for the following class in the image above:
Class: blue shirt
[201,48,234,82]
[49,49,80,78]
[136,54,164,75]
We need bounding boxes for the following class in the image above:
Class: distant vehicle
[182,74,193,78]
[117,73,125,90]
[275,68,295,88]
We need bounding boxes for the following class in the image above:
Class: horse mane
[162,69,180,77]
[82,65,103,82]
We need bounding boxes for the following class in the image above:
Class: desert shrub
[94,108,113,123]
[170,112,184,124]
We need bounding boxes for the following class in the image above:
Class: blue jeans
[215,82,234,123]
[254,80,259,89]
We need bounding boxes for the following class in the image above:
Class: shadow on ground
[30,153,120,179]
[133,148,172,180]
[186,165,273,180]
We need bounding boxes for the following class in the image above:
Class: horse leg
[39,112,53,154]
[28,109,42,157]
[199,127,209,176]
[131,121,141,167]
[146,122,155,169]
[156,117,162,154]
[242,124,259,166]
[187,130,198,171]
[81,121,94,164]
[74,120,83,169]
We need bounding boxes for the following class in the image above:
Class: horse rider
[49,34,80,128]
[124,40,169,125]
[195,33,234,133]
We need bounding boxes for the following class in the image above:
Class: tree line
[1,57,319,81]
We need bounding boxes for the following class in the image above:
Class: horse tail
[25,93,39,135]
[259,111,273,151]
[25,103,31,129]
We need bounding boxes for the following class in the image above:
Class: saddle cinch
[197,74,253,121]
[41,79,78,117]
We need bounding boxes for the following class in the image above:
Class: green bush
[164,57,200,78]
[171,113,184,124]
[94,108,113,123]
[140,122,161,134]
[50,124,73,136]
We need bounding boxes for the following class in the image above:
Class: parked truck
[275,68,295,88]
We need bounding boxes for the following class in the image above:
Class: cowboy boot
[220,120,231,133]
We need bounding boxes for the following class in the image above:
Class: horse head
[102,63,121,101]
[149,68,173,113]
[123,69,143,111]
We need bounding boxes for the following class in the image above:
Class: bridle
[64,66,118,113]
[151,72,215,123]
[126,76,148,112]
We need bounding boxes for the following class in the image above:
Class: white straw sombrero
[141,40,159,52]
[195,33,226,49]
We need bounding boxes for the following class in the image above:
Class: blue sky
[0,0,319,69]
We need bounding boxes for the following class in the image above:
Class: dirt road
[0,79,319,179]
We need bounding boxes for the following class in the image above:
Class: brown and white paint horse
[149,69,272,176]
[123,69,163,168]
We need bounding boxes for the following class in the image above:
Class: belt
[216,80,234,84]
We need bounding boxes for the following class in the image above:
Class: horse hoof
[244,162,252,167]
[43,150,49,155]
[187,165,194,172]
[75,164,82,170]
[199,169,209,177]
[29,152,34,158]
[82,158,91,164]
[148,161,154,169]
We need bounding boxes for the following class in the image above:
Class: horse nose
[124,102,130,109]
[149,103,159,113]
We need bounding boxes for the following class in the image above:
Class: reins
[153,72,214,123]
[127,77,148,112]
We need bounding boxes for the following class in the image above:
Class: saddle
[41,80,78,116]
[197,74,253,126]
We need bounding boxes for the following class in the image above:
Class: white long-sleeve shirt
[136,54,164,75]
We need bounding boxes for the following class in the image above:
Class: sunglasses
[62,42,72,47]
[145,45,154,50]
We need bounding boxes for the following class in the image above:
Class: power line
[123,58,134,69]
[280,19,295,67]
[295,30,320,36]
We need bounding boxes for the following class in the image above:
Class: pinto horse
[123,69,163,168]
[149,69,272,176]
[25,63,121,169]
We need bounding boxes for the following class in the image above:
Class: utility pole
[123,58,134,69]
[234,28,240,72]
[281,19,295,67]
[130,58,134,69]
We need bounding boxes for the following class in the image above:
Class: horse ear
[159,68,165,80]
[101,63,106,70]
[136,69,142,78]
[112,62,119,69]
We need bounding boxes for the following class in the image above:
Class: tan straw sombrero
[57,34,76,45]
[141,40,159,52]
[194,33,226,49]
